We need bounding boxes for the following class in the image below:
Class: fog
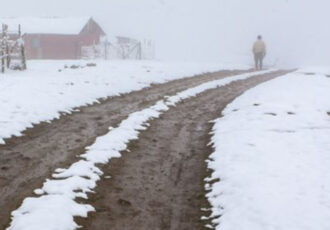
[3,0,330,67]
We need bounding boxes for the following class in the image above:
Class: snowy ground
[206,69,330,230]
[0,60,249,144]
[6,69,275,230]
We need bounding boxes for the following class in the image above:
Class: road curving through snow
[4,69,283,230]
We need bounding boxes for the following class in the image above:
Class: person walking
[252,35,266,70]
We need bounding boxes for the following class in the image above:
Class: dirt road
[0,69,291,229]
[0,69,247,228]
[74,70,290,230]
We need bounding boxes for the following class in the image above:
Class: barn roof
[0,17,92,35]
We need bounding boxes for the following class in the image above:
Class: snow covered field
[206,69,330,230]
[6,69,275,230]
[0,60,249,144]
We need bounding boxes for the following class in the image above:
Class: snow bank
[206,70,330,230]
[0,60,249,144]
[6,69,275,230]
[297,66,330,76]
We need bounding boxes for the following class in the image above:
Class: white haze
[2,0,330,67]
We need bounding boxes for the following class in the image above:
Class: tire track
[76,70,291,230]
[0,69,248,229]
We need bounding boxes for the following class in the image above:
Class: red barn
[1,17,106,59]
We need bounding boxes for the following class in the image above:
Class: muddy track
[76,70,291,230]
[0,69,250,228]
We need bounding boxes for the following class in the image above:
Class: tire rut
[76,70,291,230]
[0,69,248,229]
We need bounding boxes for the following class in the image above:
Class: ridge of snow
[206,70,330,230]
[6,69,276,230]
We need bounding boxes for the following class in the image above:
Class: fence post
[1,24,5,73]
[19,25,27,70]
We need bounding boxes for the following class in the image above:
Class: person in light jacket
[252,35,266,70]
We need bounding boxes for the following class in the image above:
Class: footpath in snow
[0,60,249,144]
[6,69,275,230]
[206,69,330,230]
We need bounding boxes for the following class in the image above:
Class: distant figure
[252,35,266,70]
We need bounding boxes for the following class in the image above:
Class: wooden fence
[1,24,26,73]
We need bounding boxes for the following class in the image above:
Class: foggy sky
[3,0,330,67]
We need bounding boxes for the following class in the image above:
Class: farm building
[0,17,106,59]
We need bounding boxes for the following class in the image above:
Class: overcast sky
[3,0,330,67]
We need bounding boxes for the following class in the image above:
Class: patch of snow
[6,69,276,230]
[8,195,93,230]
[297,66,330,76]
[206,69,330,230]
